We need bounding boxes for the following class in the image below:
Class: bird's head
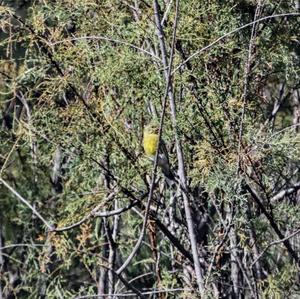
[144,121,159,135]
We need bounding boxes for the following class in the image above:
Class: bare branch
[251,227,300,268]
[172,13,300,74]
[245,184,300,266]
[153,0,205,293]
[270,182,300,203]
[116,0,182,276]
[53,195,138,232]
[0,243,45,250]
[0,178,54,230]
[49,36,161,61]
[237,0,263,173]
[75,288,191,298]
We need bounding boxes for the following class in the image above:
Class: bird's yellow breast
[143,132,159,157]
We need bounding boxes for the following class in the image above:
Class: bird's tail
[158,154,177,187]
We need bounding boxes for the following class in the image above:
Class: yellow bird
[143,122,175,181]
[143,124,159,157]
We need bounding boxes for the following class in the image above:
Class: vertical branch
[226,204,240,299]
[147,217,163,292]
[246,185,300,266]
[153,0,204,294]
[115,0,176,276]
[51,146,63,195]
[246,202,262,288]
[237,0,264,171]
[0,221,3,299]
[291,89,300,253]
[292,89,300,133]
[106,200,120,297]
[98,221,108,298]
[38,233,53,299]
[168,190,177,272]
[98,147,112,297]
[0,178,53,230]
[234,2,263,297]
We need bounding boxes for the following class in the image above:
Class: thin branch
[271,123,300,137]
[172,13,300,74]
[115,0,182,277]
[265,82,286,126]
[115,271,146,299]
[270,182,300,203]
[161,0,173,25]
[245,184,300,266]
[75,288,191,298]
[49,36,161,61]
[116,272,154,295]
[154,215,194,263]
[251,227,300,268]
[0,136,21,175]
[204,213,232,290]
[153,0,204,293]
[237,0,263,173]
[115,0,176,274]
[0,244,45,250]
[0,178,54,230]
[53,197,139,232]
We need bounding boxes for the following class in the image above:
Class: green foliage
[1,0,300,297]
[261,263,299,298]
